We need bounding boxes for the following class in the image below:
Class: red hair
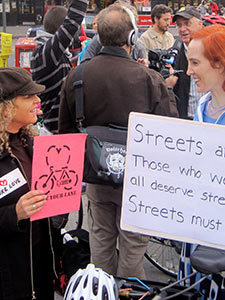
[191,25,225,91]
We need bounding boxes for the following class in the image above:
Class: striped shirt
[31,0,88,133]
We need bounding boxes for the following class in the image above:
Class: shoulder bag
[74,62,127,187]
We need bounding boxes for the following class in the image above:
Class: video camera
[148,40,183,78]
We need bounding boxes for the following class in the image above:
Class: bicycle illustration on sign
[35,144,78,194]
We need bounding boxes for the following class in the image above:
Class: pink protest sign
[31,133,87,221]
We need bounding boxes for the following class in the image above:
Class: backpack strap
[73,60,89,130]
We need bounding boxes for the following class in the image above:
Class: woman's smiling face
[7,94,40,133]
[187,39,222,93]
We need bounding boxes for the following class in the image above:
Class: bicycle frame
[118,245,225,300]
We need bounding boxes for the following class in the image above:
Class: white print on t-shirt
[0,168,27,199]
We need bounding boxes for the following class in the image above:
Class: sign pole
[2,0,7,32]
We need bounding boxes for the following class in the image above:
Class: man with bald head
[59,4,178,278]
[172,6,205,119]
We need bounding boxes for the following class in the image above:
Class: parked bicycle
[145,237,182,278]
[118,245,224,299]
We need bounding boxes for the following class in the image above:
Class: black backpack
[62,228,90,279]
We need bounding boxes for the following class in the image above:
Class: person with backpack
[59,4,178,278]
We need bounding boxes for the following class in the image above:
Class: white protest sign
[121,112,225,250]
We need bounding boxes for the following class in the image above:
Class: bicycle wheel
[144,237,182,278]
[34,174,54,194]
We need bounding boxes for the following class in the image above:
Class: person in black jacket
[172,6,205,119]
[0,67,54,300]
[59,4,178,279]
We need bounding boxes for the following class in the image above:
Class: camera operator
[138,4,174,58]
[171,6,206,120]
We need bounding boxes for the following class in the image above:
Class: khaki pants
[87,184,149,279]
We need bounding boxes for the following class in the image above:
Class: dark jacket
[59,46,178,133]
[0,137,54,300]
[173,43,190,119]
[31,0,88,133]
[0,140,33,300]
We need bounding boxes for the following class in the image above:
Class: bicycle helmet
[202,15,225,26]
[64,263,119,300]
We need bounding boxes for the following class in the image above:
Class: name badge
[0,168,27,199]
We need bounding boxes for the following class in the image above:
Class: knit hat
[172,6,201,23]
[0,67,45,102]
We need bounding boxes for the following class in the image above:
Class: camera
[148,40,182,78]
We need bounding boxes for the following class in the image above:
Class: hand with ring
[16,190,47,221]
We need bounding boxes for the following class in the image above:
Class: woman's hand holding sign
[16,190,47,221]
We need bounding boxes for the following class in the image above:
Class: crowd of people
[0,0,225,299]
[197,0,220,16]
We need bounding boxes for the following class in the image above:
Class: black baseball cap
[172,6,201,23]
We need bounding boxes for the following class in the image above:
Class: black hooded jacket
[0,136,54,300]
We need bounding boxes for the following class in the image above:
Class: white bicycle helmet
[64,263,119,300]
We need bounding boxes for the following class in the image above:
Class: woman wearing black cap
[0,67,54,300]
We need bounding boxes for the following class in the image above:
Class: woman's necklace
[207,96,225,117]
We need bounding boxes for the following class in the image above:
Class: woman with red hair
[178,25,225,300]
[188,24,225,124]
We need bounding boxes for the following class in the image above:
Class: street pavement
[0,25,30,39]
[1,24,179,300]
